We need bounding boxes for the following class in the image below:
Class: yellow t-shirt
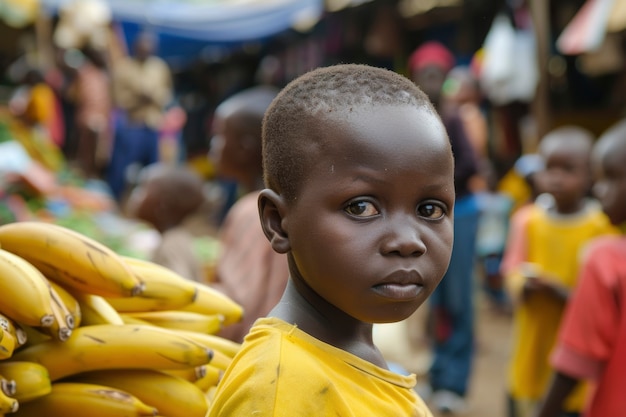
[505,201,618,411]
[208,317,432,417]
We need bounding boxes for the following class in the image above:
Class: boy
[209,86,289,343]
[536,119,626,417]
[125,162,206,281]
[500,126,618,417]
[207,64,455,416]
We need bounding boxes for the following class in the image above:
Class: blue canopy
[40,0,324,67]
[41,0,323,42]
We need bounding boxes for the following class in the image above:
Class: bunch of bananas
[0,221,244,416]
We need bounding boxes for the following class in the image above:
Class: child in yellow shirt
[208,64,455,416]
[501,126,618,417]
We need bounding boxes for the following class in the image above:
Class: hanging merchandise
[556,0,615,56]
[607,0,626,32]
[479,13,538,106]
[0,0,39,28]
[52,0,112,50]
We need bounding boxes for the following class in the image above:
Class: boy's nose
[380,218,427,257]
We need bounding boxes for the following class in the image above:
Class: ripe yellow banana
[0,374,16,397]
[19,325,51,348]
[179,282,243,326]
[0,313,27,348]
[0,326,18,360]
[0,385,18,414]
[73,293,124,326]
[193,365,223,392]
[161,365,208,383]
[14,382,157,417]
[40,295,72,342]
[167,329,239,358]
[0,248,56,328]
[0,361,51,403]
[0,221,144,298]
[119,256,198,310]
[48,280,81,329]
[71,369,209,417]
[121,311,223,334]
[12,324,214,381]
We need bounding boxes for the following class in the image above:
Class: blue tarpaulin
[41,0,323,42]
[40,0,324,66]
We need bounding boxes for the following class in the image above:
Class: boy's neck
[271,279,388,368]
[550,198,587,216]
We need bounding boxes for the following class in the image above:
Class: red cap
[408,41,455,73]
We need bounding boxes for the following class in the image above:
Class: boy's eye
[418,203,445,219]
[344,200,379,217]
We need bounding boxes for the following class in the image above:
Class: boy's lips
[372,270,424,300]
[372,283,424,300]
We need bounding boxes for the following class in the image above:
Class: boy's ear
[258,189,290,254]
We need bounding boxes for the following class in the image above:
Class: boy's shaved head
[216,86,280,137]
[262,64,436,201]
[141,163,205,220]
[594,119,626,165]
[539,125,594,157]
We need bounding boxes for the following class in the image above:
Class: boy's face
[282,104,455,324]
[126,176,161,226]
[210,113,257,181]
[592,142,626,226]
[536,146,590,212]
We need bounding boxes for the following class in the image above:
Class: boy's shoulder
[210,318,427,417]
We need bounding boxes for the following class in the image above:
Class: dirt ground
[374,293,514,417]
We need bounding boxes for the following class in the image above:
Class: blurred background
[0,1,624,415]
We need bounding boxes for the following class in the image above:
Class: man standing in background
[108,31,172,201]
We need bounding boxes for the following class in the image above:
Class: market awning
[40,0,323,43]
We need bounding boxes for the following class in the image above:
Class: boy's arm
[500,206,532,302]
[535,372,579,417]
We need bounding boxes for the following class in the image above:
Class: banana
[71,369,209,417]
[0,375,16,397]
[0,361,51,403]
[121,311,223,334]
[73,293,124,326]
[13,382,158,417]
[12,324,214,381]
[201,347,231,371]
[119,315,153,326]
[169,329,241,358]
[162,365,208,383]
[19,325,51,348]
[0,221,144,298]
[194,365,223,392]
[0,313,27,348]
[41,295,72,342]
[120,256,198,310]
[48,280,81,329]
[0,248,56,328]
[0,387,18,414]
[0,327,17,360]
[105,296,193,314]
[179,282,243,326]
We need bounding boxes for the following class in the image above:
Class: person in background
[125,163,206,282]
[208,85,289,343]
[9,67,58,138]
[409,40,480,414]
[500,126,618,417]
[108,31,172,201]
[442,65,490,193]
[70,45,112,180]
[536,119,626,417]
[208,63,455,417]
